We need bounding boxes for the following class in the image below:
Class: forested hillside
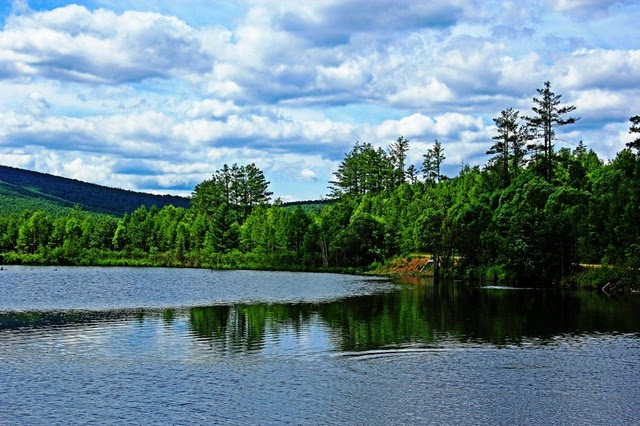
[0,181,76,216]
[0,165,190,215]
[1,82,638,290]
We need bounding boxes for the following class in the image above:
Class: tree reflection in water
[2,279,639,354]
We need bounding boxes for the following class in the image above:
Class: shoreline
[2,256,638,293]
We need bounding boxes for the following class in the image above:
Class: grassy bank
[0,249,369,275]
[3,248,639,292]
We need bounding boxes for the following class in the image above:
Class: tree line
[0,82,638,289]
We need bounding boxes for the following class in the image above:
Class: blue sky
[1,0,639,200]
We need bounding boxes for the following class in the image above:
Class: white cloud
[573,89,638,120]
[10,0,29,14]
[185,99,241,119]
[388,78,453,107]
[0,5,211,83]
[25,91,50,116]
[555,49,640,90]
[550,0,637,15]
[299,168,317,181]
[375,113,487,141]
[376,114,436,140]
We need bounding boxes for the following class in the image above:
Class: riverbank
[0,249,370,276]
[373,255,434,277]
[374,254,640,293]
[3,249,638,292]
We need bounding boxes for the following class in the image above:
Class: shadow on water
[2,278,639,353]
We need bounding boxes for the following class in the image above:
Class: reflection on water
[1,273,640,425]
[3,279,639,353]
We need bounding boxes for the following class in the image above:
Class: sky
[0,0,639,200]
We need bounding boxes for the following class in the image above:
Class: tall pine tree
[389,136,410,186]
[487,108,529,185]
[627,115,640,153]
[422,140,445,183]
[526,81,579,182]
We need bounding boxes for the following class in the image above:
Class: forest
[0,82,639,290]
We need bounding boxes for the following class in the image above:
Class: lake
[1,267,639,424]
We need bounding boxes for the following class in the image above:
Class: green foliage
[191,163,272,224]
[422,140,445,183]
[1,148,639,289]
[0,181,75,216]
[1,97,639,291]
[329,142,395,197]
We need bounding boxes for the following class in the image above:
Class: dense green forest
[0,165,191,215]
[1,82,638,289]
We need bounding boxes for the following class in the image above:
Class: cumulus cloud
[550,0,637,16]
[0,5,213,83]
[388,78,454,107]
[299,168,317,181]
[23,91,50,116]
[274,0,466,46]
[375,113,486,141]
[573,89,640,124]
[185,99,241,119]
[555,49,640,90]
[10,0,29,14]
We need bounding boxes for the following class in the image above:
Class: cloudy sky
[0,0,639,200]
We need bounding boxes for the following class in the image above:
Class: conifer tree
[487,108,529,185]
[627,115,640,153]
[191,163,271,224]
[329,142,394,197]
[422,140,445,183]
[526,81,579,182]
[406,164,418,184]
[389,136,410,186]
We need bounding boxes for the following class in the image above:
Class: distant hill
[0,165,191,216]
[281,199,331,213]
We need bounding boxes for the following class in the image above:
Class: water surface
[1,267,639,424]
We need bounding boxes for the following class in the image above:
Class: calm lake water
[1,267,639,425]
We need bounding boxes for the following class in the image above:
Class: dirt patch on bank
[381,256,433,276]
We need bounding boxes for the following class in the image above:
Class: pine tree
[487,108,529,185]
[627,115,640,153]
[210,203,239,253]
[513,123,532,178]
[526,81,579,182]
[406,164,418,184]
[191,163,271,223]
[389,136,410,186]
[330,142,362,197]
[245,163,272,214]
[422,151,435,183]
[422,140,445,183]
[329,142,394,197]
